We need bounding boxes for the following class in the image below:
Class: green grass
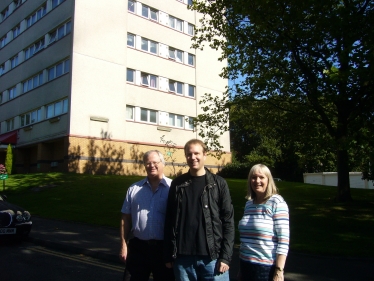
[2,173,374,257]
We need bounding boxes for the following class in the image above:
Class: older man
[164,139,234,281]
[120,150,174,281]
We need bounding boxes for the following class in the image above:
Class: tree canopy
[190,0,374,201]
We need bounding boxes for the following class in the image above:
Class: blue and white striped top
[238,194,290,266]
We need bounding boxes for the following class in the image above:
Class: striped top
[238,194,290,266]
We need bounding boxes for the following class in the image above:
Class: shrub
[217,162,254,179]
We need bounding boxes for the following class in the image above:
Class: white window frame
[126,105,134,120]
[140,108,157,124]
[127,69,135,83]
[168,47,183,62]
[46,98,68,119]
[168,113,184,128]
[188,85,195,97]
[127,33,135,48]
[128,0,135,13]
[188,23,194,35]
[20,108,41,127]
[141,73,158,89]
[169,80,183,95]
[141,4,158,21]
[169,16,183,32]
[141,38,158,54]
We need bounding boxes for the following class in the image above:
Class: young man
[120,150,174,281]
[164,139,234,281]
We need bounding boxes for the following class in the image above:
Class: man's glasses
[145,161,161,167]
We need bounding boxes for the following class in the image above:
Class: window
[140,108,157,123]
[188,23,194,35]
[6,119,14,132]
[46,99,68,119]
[188,85,195,97]
[52,0,66,9]
[169,80,183,95]
[169,16,183,32]
[127,33,135,47]
[141,73,157,88]
[13,24,21,39]
[0,35,7,48]
[188,0,193,5]
[1,7,9,21]
[169,47,183,62]
[169,113,184,128]
[0,64,4,76]
[10,55,19,69]
[13,0,21,9]
[187,116,194,130]
[8,86,17,100]
[141,5,158,21]
[26,5,47,28]
[127,69,135,83]
[23,72,43,93]
[141,38,157,54]
[20,108,41,127]
[48,59,70,81]
[188,53,195,66]
[49,21,71,44]
[126,105,134,120]
[128,0,135,13]
[25,38,45,60]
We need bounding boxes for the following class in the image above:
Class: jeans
[240,259,275,281]
[174,255,229,281]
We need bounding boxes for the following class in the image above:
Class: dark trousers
[240,259,275,281]
[124,237,174,281]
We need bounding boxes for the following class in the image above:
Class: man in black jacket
[164,139,234,281]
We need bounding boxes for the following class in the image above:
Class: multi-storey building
[0,0,230,176]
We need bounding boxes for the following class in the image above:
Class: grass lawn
[2,172,374,257]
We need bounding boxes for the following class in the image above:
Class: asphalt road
[0,239,125,281]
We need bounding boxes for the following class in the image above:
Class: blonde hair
[246,164,278,200]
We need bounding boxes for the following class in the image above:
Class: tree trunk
[336,149,353,202]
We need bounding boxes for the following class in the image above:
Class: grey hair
[143,150,165,165]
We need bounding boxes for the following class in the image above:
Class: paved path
[27,216,371,281]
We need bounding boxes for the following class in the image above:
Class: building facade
[0,0,230,176]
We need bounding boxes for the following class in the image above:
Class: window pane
[127,69,134,82]
[128,0,135,12]
[141,38,148,51]
[66,22,71,34]
[127,34,135,47]
[64,59,70,73]
[141,74,149,85]
[188,54,194,65]
[169,48,175,59]
[31,111,37,123]
[57,26,65,39]
[150,9,158,21]
[188,85,195,97]
[126,106,134,119]
[27,79,32,90]
[25,114,30,125]
[149,110,157,123]
[37,109,41,121]
[150,41,157,54]
[142,5,149,18]
[33,76,39,87]
[169,81,175,92]
[176,19,183,31]
[63,99,68,113]
[169,17,175,28]
[20,115,25,127]
[47,104,54,118]
[140,109,148,121]
[56,63,63,77]
[176,115,183,127]
[188,23,194,35]
[176,50,183,62]
[177,82,183,94]
[188,117,194,129]
[169,114,175,126]
[55,101,62,115]
[150,75,157,88]
[39,73,44,85]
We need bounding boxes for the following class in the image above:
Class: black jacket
[163,168,234,265]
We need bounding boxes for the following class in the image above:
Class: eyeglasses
[145,161,161,167]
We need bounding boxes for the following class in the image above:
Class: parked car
[0,194,32,237]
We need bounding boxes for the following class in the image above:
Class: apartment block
[0,0,230,176]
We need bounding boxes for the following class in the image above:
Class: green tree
[5,144,13,175]
[190,0,374,202]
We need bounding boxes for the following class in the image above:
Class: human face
[185,143,206,176]
[250,170,269,197]
[144,152,164,180]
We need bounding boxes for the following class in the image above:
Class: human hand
[217,261,229,273]
[273,269,284,281]
[119,244,127,263]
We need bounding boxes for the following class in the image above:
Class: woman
[238,164,290,281]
